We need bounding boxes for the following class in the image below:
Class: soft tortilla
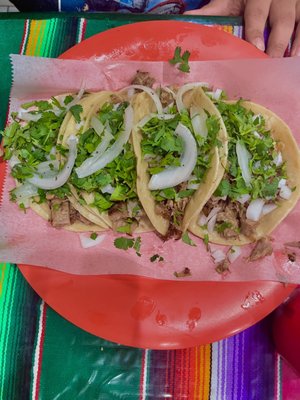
[188,100,300,245]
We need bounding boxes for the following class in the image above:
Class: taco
[131,83,228,239]
[62,89,154,234]
[188,100,300,245]
[2,91,107,232]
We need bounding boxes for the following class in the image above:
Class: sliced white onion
[237,193,251,204]
[148,123,197,190]
[13,182,39,202]
[127,88,135,99]
[278,178,286,188]
[36,159,60,177]
[206,88,223,100]
[17,108,42,122]
[274,152,283,167]
[253,161,261,170]
[75,121,85,130]
[253,130,262,139]
[27,135,77,190]
[125,85,163,114]
[280,185,292,200]
[176,82,209,112]
[137,113,175,129]
[162,86,176,98]
[252,114,262,123]
[8,154,21,168]
[75,105,133,179]
[101,184,115,194]
[79,233,106,249]
[246,198,265,221]
[262,203,277,216]
[214,195,227,201]
[187,181,200,190]
[127,200,139,218]
[206,206,222,223]
[75,128,113,175]
[190,106,208,139]
[236,141,252,187]
[198,212,207,226]
[228,246,241,263]
[91,116,105,136]
[211,249,226,263]
[207,214,218,233]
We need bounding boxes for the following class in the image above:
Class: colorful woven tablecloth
[1,13,300,400]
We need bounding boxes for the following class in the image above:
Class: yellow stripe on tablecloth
[25,20,43,56]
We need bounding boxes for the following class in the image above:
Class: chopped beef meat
[69,204,92,225]
[203,197,226,217]
[288,252,296,262]
[108,202,129,221]
[215,259,230,275]
[110,93,127,104]
[284,241,300,248]
[164,223,182,240]
[50,198,70,227]
[216,206,239,239]
[240,219,257,239]
[155,203,171,219]
[249,238,273,261]
[131,71,155,88]
[160,89,174,108]
[174,267,191,278]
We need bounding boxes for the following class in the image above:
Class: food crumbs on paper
[288,252,296,262]
[150,254,164,263]
[215,259,230,275]
[174,267,191,278]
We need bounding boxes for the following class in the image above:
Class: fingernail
[253,37,265,52]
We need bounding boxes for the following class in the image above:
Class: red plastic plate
[19,21,295,349]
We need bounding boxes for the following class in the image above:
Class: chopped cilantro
[114,237,134,250]
[114,236,142,256]
[150,254,164,262]
[69,104,83,123]
[182,232,196,247]
[90,233,98,240]
[116,224,132,234]
[215,221,232,233]
[169,46,191,73]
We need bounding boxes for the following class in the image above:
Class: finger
[244,0,272,52]
[291,1,300,56]
[291,22,300,55]
[267,0,296,57]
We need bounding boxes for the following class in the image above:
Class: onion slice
[211,249,226,263]
[190,106,208,139]
[262,203,277,216]
[236,141,252,187]
[13,182,39,202]
[148,123,197,190]
[79,233,106,249]
[17,108,42,122]
[124,85,163,114]
[246,198,265,221]
[236,193,251,204]
[75,105,133,179]
[176,82,209,112]
[27,135,78,190]
[280,185,292,200]
[137,113,175,129]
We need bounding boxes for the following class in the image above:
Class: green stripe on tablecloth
[0,264,41,400]
[39,307,142,400]
[0,19,24,128]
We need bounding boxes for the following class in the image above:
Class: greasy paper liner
[1,54,300,282]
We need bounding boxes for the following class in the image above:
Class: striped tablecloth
[0,13,300,400]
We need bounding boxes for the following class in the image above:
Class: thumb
[184,0,229,16]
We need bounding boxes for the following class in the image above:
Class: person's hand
[184,0,300,57]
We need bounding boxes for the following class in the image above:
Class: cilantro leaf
[69,104,83,123]
[133,236,142,256]
[182,232,196,247]
[168,46,191,74]
[114,237,135,250]
[90,233,98,240]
